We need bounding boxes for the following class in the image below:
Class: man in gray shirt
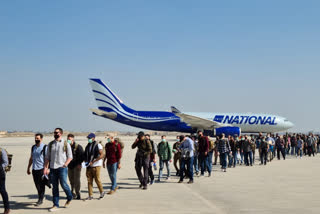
[44,128,73,212]
[0,148,10,214]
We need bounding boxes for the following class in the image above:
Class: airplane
[89,78,294,137]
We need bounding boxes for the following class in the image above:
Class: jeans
[193,155,199,173]
[207,151,213,173]
[50,167,73,207]
[240,152,244,164]
[180,157,194,181]
[0,168,9,210]
[159,159,170,180]
[291,145,296,156]
[220,153,228,169]
[32,169,46,201]
[260,149,268,165]
[198,154,209,175]
[107,163,118,191]
[244,151,253,166]
[297,148,303,157]
[229,151,237,167]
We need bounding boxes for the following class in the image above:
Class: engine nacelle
[214,127,241,137]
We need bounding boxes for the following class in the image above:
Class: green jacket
[157,141,172,161]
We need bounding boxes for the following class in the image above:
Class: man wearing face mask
[27,133,47,206]
[172,136,182,176]
[157,135,172,182]
[67,134,84,200]
[84,133,105,200]
[44,128,73,212]
[103,135,122,195]
[197,131,210,177]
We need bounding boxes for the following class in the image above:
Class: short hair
[55,128,63,134]
[145,134,150,137]
[35,133,43,139]
[161,135,166,138]
[67,134,74,138]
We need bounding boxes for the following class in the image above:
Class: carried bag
[236,153,241,161]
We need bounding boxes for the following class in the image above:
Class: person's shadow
[4,194,53,211]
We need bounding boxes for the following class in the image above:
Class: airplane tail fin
[89,78,133,114]
[171,106,181,114]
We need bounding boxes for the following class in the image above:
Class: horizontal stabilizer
[90,108,117,119]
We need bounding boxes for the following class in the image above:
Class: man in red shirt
[103,136,122,195]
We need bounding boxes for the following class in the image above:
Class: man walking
[172,136,182,176]
[145,134,156,185]
[0,147,10,214]
[44,128,73,212]
[157,136,172,182]
[67,134,84,200]
[84,133,105,200]
[132,132,152,190]
[218,134,231,172]
[103,135,122,195]
[197,131,210,177]
[178,136,195,184]
[259,136,269,165]
[27,133,47,206]
[242,135,253,166]
[276,136,286,160]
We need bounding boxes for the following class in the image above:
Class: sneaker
[208,173,211,177]
[34,200,43,206]
[99,191,105,199]
[178,180,183,183]
[49,206,59,212]
[76,195,81,200]
[139,184,143,188]
[4,209,10,214]
[150,180,154,185]
[223,169,227,172]
[166,177,170,180]
[107,190,115,195]
[84,196,93,201]
[115,186,119,191]
[187,180,194,184]
[64,200,71,208]
[142,186,148,190]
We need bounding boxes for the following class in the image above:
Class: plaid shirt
[218,139,231,154]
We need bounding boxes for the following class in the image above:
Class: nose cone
[286,121,294,129]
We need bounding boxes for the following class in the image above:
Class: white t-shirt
[92,143,103,167]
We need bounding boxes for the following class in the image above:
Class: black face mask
[35,140,41,144]
[54,134,60,140]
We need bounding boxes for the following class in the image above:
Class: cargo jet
[89,78,294,136]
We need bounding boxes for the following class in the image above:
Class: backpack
[114,138,125,153]
[0,148,12,172]
[48,140,68,154]
[31,144,47,160]
[209,140,215,151]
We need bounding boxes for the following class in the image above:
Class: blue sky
[0,1,319,133]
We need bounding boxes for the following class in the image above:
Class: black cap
[179,135,185,142]
[137,131,145,137]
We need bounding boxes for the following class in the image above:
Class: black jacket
[68,142,84,169]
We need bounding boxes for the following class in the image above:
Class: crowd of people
[0,128,319,213]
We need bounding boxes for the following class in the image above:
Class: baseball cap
[87,133,96,139]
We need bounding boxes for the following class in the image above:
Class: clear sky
[0,0,319,133]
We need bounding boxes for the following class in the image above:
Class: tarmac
[1,135,320,214]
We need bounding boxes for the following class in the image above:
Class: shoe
[166,177,170,180]
[150,180,154,185]
[224,169,227,172]
[139,184,143,188]
[64,200,71,208]
[35,199,43,206]
[176,171,180,176]
[142,186,148,190]
[107,190,115,195]
[195,172,199,176]
[84,196,93,201]
[187,180,194,184]
[178,180,183,183]
[99,191,105,199]
[208,173,211,177]
[49,206,59,212]
[4,209,10,214]
[115,186,119,191]
[76,195,81,200]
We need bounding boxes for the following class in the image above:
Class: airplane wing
[171,106,230,130]
[90,108,117,119]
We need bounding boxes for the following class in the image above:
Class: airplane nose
[287,121,294,129]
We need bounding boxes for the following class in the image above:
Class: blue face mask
[88,139,93,144]
[162,139,166,143]
[67,140,72,144]
[107,138,111,143]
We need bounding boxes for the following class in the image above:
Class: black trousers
[0,168,9,210]
[135,156,150,187]
[32,169,46,201]
[308,146,315,156]
[148,162,154,182]
[260,149,268,165]
[277,148,286,160]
